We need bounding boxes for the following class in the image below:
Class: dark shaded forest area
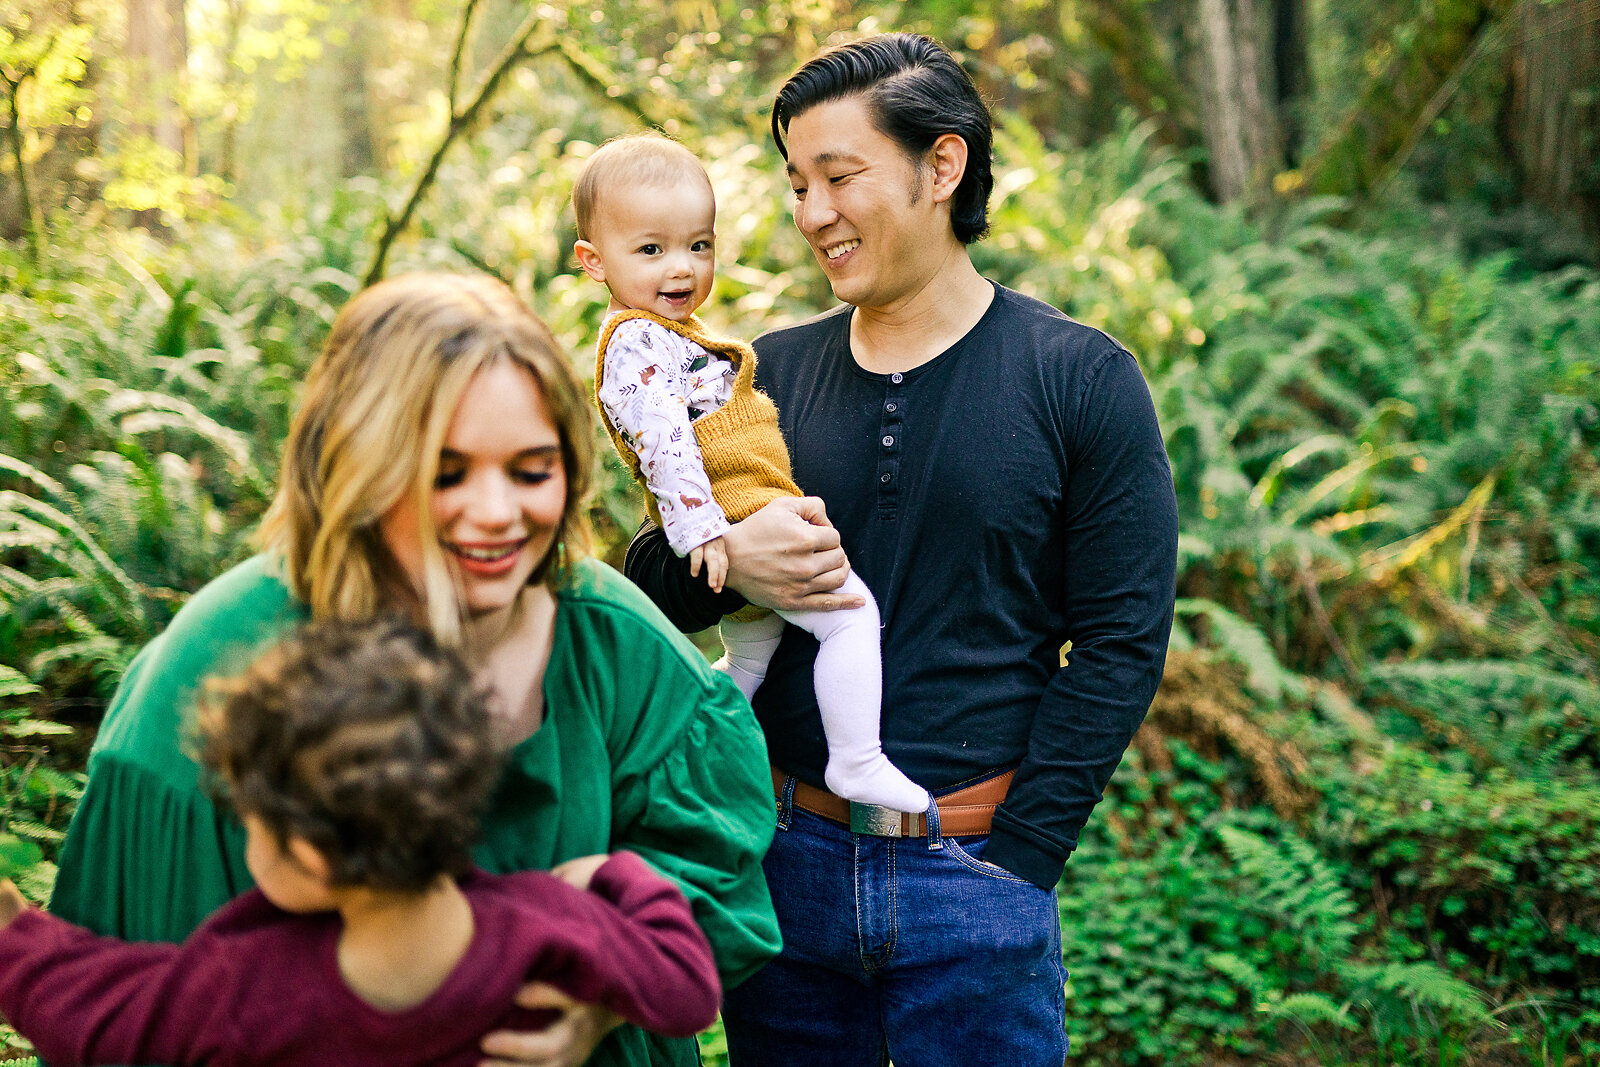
[2,1,1598,1063]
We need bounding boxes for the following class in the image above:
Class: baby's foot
[825,755,929,814]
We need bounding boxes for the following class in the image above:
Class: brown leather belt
[771,766,1013,838]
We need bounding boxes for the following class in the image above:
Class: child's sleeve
[0,909,230,1066]
[596,320,731,557]
[534,851,722,1038]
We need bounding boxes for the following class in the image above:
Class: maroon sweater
[0,852,719,1066]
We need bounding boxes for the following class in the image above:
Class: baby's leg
[716,612,786,701]
[780,573,927,813]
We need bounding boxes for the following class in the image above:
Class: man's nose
[795,187,837,235]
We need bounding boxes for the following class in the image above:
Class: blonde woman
[49,273,780,1067]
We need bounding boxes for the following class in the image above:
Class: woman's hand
[547,853,610,891]
[479,984,624,1067]
[723,497,862,612]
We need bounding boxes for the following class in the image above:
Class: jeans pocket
[941,835,1035,885]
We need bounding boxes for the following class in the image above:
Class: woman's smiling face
[378,358,568,618]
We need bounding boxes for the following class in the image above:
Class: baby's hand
[689,536,730,593]
[548,854,611,891]
[0,879,26,928]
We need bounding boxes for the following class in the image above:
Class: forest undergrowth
[1,120,1596,1065]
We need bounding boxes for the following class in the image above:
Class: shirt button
[880,472,892,483]
[890,372,904,384]
[882,435,894,447]
[885,402,897,413]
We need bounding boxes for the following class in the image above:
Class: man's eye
[791,187,807,200]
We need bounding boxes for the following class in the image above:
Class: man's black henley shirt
[624,283,1179,888]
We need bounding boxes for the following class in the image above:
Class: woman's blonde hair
[259,272,594,644]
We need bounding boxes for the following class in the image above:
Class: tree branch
[1,31,61,268]
[445,0,482,112]
[363,11,557,288]
[553,37,684,129]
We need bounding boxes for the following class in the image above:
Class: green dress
[49,555,780,1067]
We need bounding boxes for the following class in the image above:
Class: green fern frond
[1269,992,1357,1030]
[0,490,147,620]
[1175,599,1308,702]
[0,665,40,702]
[0,453,68,502]
[6,819,66,846]
[1342,961,1494,1026]
[1205,951,1270,997]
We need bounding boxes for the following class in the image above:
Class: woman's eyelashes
[512,466,554,486]
[430,464,552,491]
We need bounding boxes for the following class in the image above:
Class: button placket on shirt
[877,373,904,515]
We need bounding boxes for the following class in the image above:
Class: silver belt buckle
[850,801,907,837]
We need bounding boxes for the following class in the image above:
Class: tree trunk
[4,74,42,264]
[1077,0,1199,153]
[1302,0,1510,198]
[339,10,378,178]
[1191,0,1283,202]
[217,0,245,184]
[125,0,187,160]
[1273,0,1309,166]
[1508,0,1600,249]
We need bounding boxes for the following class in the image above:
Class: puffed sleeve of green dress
[49,554,780,1067]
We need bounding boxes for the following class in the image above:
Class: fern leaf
[1269,992,1357,1030]
[1175,599,1307,701]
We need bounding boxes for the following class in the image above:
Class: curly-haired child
[0,615,719,1067]
[576,132,927,814]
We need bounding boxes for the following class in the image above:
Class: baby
[575,132,926,815]
[0,615,719,1066]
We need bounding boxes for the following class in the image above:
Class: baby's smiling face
[578,179,716,323]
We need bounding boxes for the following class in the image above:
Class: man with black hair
[626,32,1178,1065]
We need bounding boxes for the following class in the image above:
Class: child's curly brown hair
[194,615,500,893]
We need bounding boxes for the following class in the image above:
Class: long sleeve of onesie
[597,318,734,557]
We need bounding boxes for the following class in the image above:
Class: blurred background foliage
[1,0,1598,1063]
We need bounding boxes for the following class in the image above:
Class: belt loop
[923,791,943,850]
[776,772,796,831]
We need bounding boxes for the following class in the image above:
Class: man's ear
[286,835,335,887]
[928,133,969,206]
[574,240,606,282]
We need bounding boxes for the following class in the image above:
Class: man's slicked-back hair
[771,33,994,244]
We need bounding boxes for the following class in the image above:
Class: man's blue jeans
[722,783,1069,1066]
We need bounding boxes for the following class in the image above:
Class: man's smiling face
[784,95,952,313]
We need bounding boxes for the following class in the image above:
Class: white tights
[717,572,927,813]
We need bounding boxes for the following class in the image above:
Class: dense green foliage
[4,0,1599,1061]
[3,117,1596,1063]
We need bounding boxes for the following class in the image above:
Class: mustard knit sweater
[595,309,801,534]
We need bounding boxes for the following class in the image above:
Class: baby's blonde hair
[258,272,594,646]
[572,132,713,242]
